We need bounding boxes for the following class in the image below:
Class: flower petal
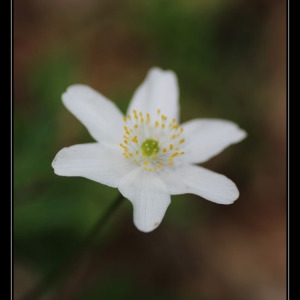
[62,85,124,145]
[127,67,179,122]
[118,168,171,232]
[181,119,247,164]
[52,143,134,188]
[160,165,239,204]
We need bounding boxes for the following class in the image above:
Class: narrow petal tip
[237,128,247,142]
[62,84,90,105]
[148,66,177,77]
[223,183,240,204]
[134,220,161,233]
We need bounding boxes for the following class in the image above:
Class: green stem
[21,193,125,300]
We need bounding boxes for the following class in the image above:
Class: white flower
[52,67,247,233]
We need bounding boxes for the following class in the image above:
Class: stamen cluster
[120,109,185,172]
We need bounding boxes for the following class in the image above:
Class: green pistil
[141,139,160,156]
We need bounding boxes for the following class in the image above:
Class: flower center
[141,138,160,157]
[120,109,185,172]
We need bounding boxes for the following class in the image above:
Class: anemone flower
[52,67,247,232]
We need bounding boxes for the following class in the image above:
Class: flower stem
[20,193,125,300]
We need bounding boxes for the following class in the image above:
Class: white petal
[52,143,134,188]
[160,165,239,204]
[62,85,124,145]
[118,168,171,232]
[127,67,179,122]
[181,119,247,164]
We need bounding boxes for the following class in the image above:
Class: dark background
[14,0,286,299]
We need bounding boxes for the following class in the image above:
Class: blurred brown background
[14,0,286,299]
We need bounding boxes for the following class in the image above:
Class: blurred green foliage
[14,51,123,272]
[139,0,267,118]
[74,272,197,300]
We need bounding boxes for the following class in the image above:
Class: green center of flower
[141,138,160,156]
